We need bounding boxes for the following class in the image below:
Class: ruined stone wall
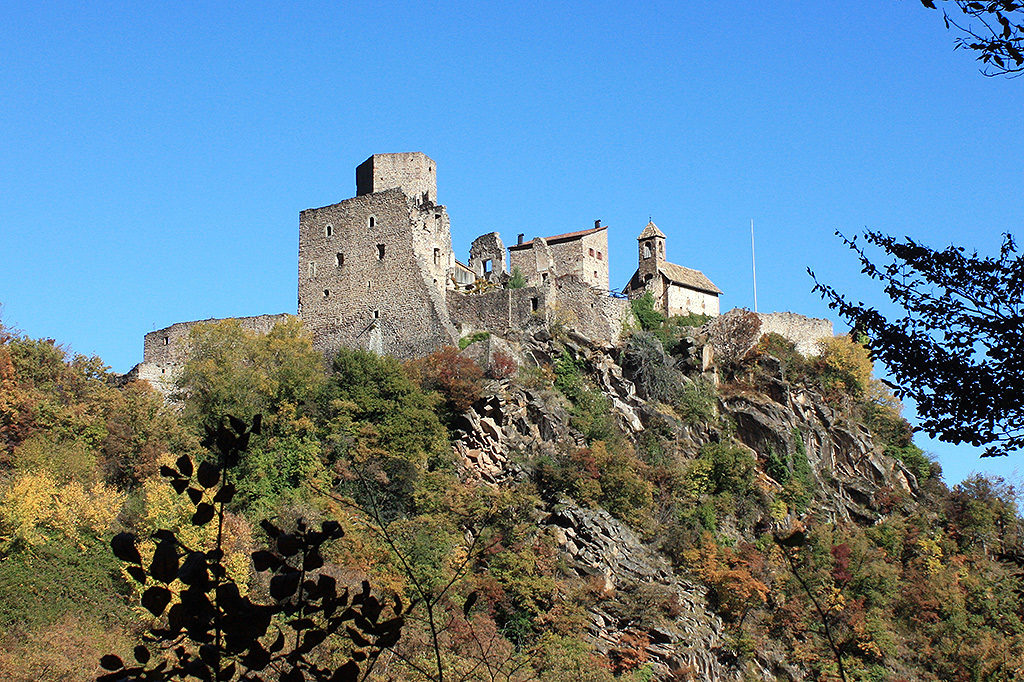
[551,276,631,345]
[468,232,507,282]
[665,284,719,318]
[298,188,457,359]
[756,312,834,357]
[508,238,557,285]
[447,286,550,337]
[136,313,293,394]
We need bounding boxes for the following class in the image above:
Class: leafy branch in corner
[810,230,1024,457]
[921,0,1024,76]
[98,415,405,681]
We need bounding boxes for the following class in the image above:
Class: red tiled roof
[508,225,607,250]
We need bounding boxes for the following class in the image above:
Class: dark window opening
[377,244,385,259]
[163,336,169,345]
[594,271,598,278]
[531,297,539,312]
[336,253,344,267]
[589,248,595,256]
[325,224,333,237]
[323,289,330,298]
[542,272,549,282]
[369,216,375,228]
[597,251,603,260]
[483,259,492,273]
[373,310,380,319]
[644,273,654,283]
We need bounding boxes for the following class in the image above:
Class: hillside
[1,311,1022,681]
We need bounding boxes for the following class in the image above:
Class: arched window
[325,224,333,237]
[643,243,652,259]
[369,216,375,228]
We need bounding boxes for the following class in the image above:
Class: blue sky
[2,1,1022,486]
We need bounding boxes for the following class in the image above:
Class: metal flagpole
[751,219,758,313]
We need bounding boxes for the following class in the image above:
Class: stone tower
[356,152,437,205]
[637,220,666,285]
[298,153,458,358]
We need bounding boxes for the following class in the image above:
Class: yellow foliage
[916,536,944,575]
[817,335,874,396]
[0,470,123,549]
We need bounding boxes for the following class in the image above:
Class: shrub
[815,334,873,398]
[407,346,485,415]
[487,351,518,380]
[458,330,490,350]
[673,377,718,425]
[508,266,527,289]
[621,331,678,401]
[630,291,665,331]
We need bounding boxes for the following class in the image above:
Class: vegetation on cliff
[1,312,1023,680]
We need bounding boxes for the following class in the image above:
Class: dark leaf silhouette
[111,533,142,565]
[197,460,220,488]
[99,654,124,671]
[191,502,215,526]
[141,586,172,617]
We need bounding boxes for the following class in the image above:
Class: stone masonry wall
[135,313,293,394]
[298,188,457,359]
[552,275,631,345]
[756,311,834,357]
[356,152,437,205]
[447,286,550,337]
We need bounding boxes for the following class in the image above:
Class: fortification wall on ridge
[447,286,550,337]
[756,312,833,357]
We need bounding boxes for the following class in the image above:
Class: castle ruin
[130,152,830,387]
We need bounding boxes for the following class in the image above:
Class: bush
[407,346,485,416]
[672,377,717,425]
[621,331,678,401]
[508,266,527,289]
[458,330,490,350]
[630,291,665,331]
[487,351,518,380]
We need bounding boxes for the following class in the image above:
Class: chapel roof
[637,221,666,240]
[659,262,722,294]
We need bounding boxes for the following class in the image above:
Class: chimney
[594,219,601,229]
[517,233,524,245]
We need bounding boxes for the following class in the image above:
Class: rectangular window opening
[336,253,344,267]
[531,297,539,312]
[163,336,169,345]
[484,259,492,273]
[377,244,385,260]
[588,248,594,257]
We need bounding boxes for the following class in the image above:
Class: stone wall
[135,313,293,394]
[448,286,550,337]
[551,275,631,345]
[298,188,457,359]
[756,311,834,357]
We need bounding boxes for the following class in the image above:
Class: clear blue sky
[2,1,1021,486]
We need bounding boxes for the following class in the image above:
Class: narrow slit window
[323,289,330,298]
[369,216,375,228]
[336,253,344,267]
[589,248,594,256]
[531,297,539,312]
[325,224,333,237]
[597,251,603,260]
[434,248,441,266]
[373,310,380,319]
[377,244,385,260]
[163,336,169,345]
[309,262,317,278]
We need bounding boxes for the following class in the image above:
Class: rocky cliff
[450,320,927,680]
